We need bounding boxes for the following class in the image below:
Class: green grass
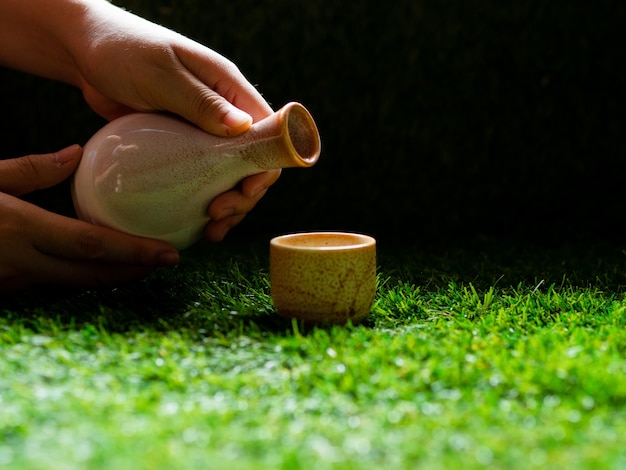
[2,237,626,469]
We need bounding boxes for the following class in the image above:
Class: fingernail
[54,144,81,166]
[222,108,252,132]
[158,250,180,266]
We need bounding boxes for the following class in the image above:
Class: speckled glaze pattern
[270,232,376,325]
[71,102,320,249]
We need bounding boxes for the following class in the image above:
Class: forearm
[0,0,111,85]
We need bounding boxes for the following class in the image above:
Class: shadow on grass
[3,235,626,335]
[2,280,296,337]
[0,241,289,336]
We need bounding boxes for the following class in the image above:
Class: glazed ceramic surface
[270,232,377,325]
[72,102,320,249]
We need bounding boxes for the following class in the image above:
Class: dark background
[2,0,626,245]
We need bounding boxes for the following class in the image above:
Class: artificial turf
[2,236,626,469]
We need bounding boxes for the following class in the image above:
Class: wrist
[1,0,101,86]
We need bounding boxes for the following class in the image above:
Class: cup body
[270,232,376,324]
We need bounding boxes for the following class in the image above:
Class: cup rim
[270,231,376,251]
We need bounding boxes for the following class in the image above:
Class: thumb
[191,89,253,137]
[196,90,252,136]
[0,144,82,196]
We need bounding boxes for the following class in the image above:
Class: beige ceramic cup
[270,232,377,325]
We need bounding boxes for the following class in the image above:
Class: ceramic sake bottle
[71,102,321,249]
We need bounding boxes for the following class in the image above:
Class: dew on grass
[73,440,94,463]
[543,395,561,408]
[347,415,361,429]
[499,399,512,412]
[474,446,494,466]
[567,410,582,423]
[387,409,403,424]
[160,401,180,415]
[310,436,339,462]
[421,402,442,416]
[448,433,470,451]
[522,415,537,428]
[343,435,371,455]
[182,427,199,443]
[488,375,502,387]
[525,397,538,410]
[436,388,461,401]
[529,448,547,466]
[566,345,584,358]
[581,395,595,410]
[0,446,14,465]
[29,335,52,346]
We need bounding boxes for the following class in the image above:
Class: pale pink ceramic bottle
[71,102,321,249]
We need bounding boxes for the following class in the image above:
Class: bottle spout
[245,101,321,170]
[281,102,321,167]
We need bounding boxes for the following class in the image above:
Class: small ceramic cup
[270,232,377,324]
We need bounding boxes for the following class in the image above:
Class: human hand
[69,2,281,241]
[0,145,180,292]
[204,170,282,242]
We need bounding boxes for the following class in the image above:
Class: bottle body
[71,102,320,249]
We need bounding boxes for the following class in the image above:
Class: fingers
[0,193,180,292]
[207,171,280,221]
[204,170,281,242]
[239,170,282,198]
[0,145,82,196]
[183,79,253,136]
[24,202,180,267]
[166,45,274,136]
[78,8,273,135]
[204,214,247,243]
[81,84,139,122]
